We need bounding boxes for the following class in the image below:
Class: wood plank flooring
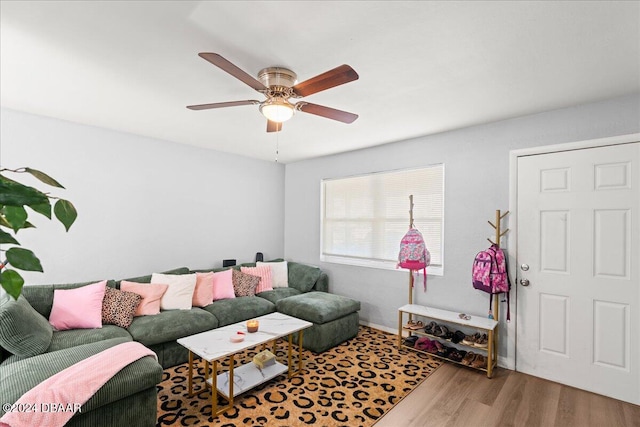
[375,363,640,427]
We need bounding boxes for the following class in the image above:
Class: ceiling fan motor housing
[258,67,298,89]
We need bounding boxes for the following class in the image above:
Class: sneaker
[403,335,418,347]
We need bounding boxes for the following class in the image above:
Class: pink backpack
[472,244,511,320]
[398,228,430,290]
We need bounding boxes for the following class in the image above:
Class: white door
[516,142,639,404]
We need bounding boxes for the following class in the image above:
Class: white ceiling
[1,1,639,163]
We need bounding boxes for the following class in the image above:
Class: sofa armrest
[0,338,162,416]
[312,272,329,292]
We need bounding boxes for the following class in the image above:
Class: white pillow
[257,261,288,288]
[151,273,197,310]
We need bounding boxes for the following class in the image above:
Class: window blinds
[322,165,444,270]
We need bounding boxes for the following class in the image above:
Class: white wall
[0,108,285,284]
[283,93,640,367]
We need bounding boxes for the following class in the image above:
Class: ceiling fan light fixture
[260,98,294,123]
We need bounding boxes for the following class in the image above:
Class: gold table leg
[398,310,404,348]
[187,351,194,395]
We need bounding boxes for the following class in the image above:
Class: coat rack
[487,209,509,321]
[408,195,415,305]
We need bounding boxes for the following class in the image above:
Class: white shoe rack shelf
[397,304,498,378]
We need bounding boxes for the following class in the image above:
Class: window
[321,164,444,275]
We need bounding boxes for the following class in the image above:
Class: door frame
[507,132,640,372]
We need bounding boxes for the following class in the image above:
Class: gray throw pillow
[0,295,53,357]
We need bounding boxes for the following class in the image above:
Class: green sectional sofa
[0,260,359,427]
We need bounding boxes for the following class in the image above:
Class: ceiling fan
[187,53,359,132]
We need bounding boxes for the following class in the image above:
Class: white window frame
[320,164,444,276]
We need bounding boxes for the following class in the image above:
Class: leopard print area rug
[156,326,441,426]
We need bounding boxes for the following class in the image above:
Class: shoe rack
[397,304,498,378]
[397,208,508,378]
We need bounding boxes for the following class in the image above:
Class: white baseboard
[359,320,397,334]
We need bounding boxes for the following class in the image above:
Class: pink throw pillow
[120,281,169,316]
[49,281,107,330]
[193,272,214,307]
[241,265,273,293]
[211,269,235,301]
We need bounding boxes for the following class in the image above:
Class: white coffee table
[177,312,313,417]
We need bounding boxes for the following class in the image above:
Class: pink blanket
[0,341,156,427]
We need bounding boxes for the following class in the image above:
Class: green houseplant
[0,167,77,299]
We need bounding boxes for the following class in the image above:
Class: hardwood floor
[375,363,640,427]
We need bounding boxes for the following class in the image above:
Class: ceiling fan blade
[292,65,359,97]
[266,120,283,132]
[297,102,358,124]
[198,53,267,92]
[186,100,260,110]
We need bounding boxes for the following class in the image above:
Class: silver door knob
[520,279,530,286]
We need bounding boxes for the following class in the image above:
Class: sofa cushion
[287,262,322,292]
[241,266,273,293]
[257,260,288,288]
[0,296,53,358]
[126,308,217,346]
[150,273,197,310]
[1,325,133,366]
[256,288,302,305]
[0,338,162,416]
[276,291,361,324]
[203,297,276,327]
[21,280,117,319]
[120,282,168,316]
[102,287,142,328]
[49,280,107,330]
[232,270,260,297]
[193,272,214,307]
[212,269,235,301]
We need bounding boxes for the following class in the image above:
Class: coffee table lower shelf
[208,361,288,399]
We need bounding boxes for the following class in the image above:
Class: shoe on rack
[451,330,466,344]
[462,333,477,346]
[434,324,449,338]
[461,351,476,366]
[414,336,432,351]
[424,321,438,335]
[403,335,418,347]
[471,354,487,369]
[448,349,467,363]
[474,334,488,348]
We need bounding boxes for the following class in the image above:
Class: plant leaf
[6,247,44,272]
[0,270,24,300]
[54,199,77,231]
[25,167,65,188]
[0,175,49,207]
[2,206,27,232]
[29,201,52,219]
[0,228,20,245]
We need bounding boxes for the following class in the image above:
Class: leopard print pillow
[232,269,260,297]
[102,287,142,328]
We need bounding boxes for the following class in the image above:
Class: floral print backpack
[397,228,430,290]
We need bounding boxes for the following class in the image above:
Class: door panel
[516,142,639,405]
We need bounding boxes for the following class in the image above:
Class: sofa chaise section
[0,337,162,426]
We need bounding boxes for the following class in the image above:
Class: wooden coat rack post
[408,195,414,305]
[487,209,509,321]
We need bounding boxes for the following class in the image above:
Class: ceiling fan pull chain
[275,132,279,163]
